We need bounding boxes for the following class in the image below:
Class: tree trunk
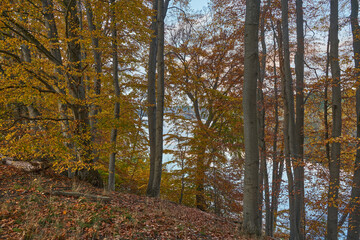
[324,0,341,239]
[63,0,103,187]
[41,0,77,178]
[277,18,296,239]
[153,0,166,197]
[348,0,360,238]
[327,0,341,238]
[146,0,158,197]
[20,44,41,128]
[147,0,170,197]
[195,146,207,211]
[324,30,331,165]
[295,0,305,238]
[41,0,76,178]
[242,0,261,235]
[84,0,103,131]
[108,0,120,192]
[258,0,270,231]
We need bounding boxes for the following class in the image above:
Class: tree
[327,0,341,238]
[295,0,305,238]
[348,0,360,238]
[146,0,159,197]
[147,0,171,198]
[243,0,261,235]
[279,0,297,236]
[165,3,244,212]
[108,0,120,191]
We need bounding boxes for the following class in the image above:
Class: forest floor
[0,164,261,240]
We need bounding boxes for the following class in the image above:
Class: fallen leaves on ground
[0,165,255,239]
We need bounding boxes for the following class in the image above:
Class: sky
[189,0,209,10]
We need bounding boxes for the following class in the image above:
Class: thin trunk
[262,154,270,234]
[146,0,158,196]
[327,0,342,238]
[295,0,305,238]
[259,0,270,234]
[327,0,341,238]
[282,0,301,236]
[84,0,102,131]
[271,158,284,236]
[153,0,165,197]
[20,44,41,127]
[277,19,296,239]
[42,0,62,63]
[269,24,282,237]
[179,148,185,204]
[243,0,261,235]
[108,0,120,192]
[348,0,360,238]
[325,32,331,164]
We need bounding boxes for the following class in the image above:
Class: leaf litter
[0,164,256,239]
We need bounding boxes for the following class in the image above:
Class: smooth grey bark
[146,0,158,196]
[147,0,170,197]
[295,0,305,238]
[108,0,120,192]
[348,0,360,238]
[153,0,165,197]
[41,0,62,64]
[84,0,102,131]
[242,0,261,235]
[18,13,40,125]
[327,0,341,238]
[281,0,304,236]
[277,19,296,239]
[20,45,41,121]
[325,32,331,164]
[281,0,296,161]
[258,0,270,231]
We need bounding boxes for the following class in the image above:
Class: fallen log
[51,191,111,203]
[1,156,50,172]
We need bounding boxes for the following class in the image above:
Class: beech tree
[243,0,261,235]
[294,0,305,238]
[108,0,120,191]
[165,3,244,212]
[146,0,171,198]
[327,0,341,239]
[348,0,360,238]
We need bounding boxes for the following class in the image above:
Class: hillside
[0,164,254,240]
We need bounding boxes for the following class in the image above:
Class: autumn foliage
[0,0,359,239]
